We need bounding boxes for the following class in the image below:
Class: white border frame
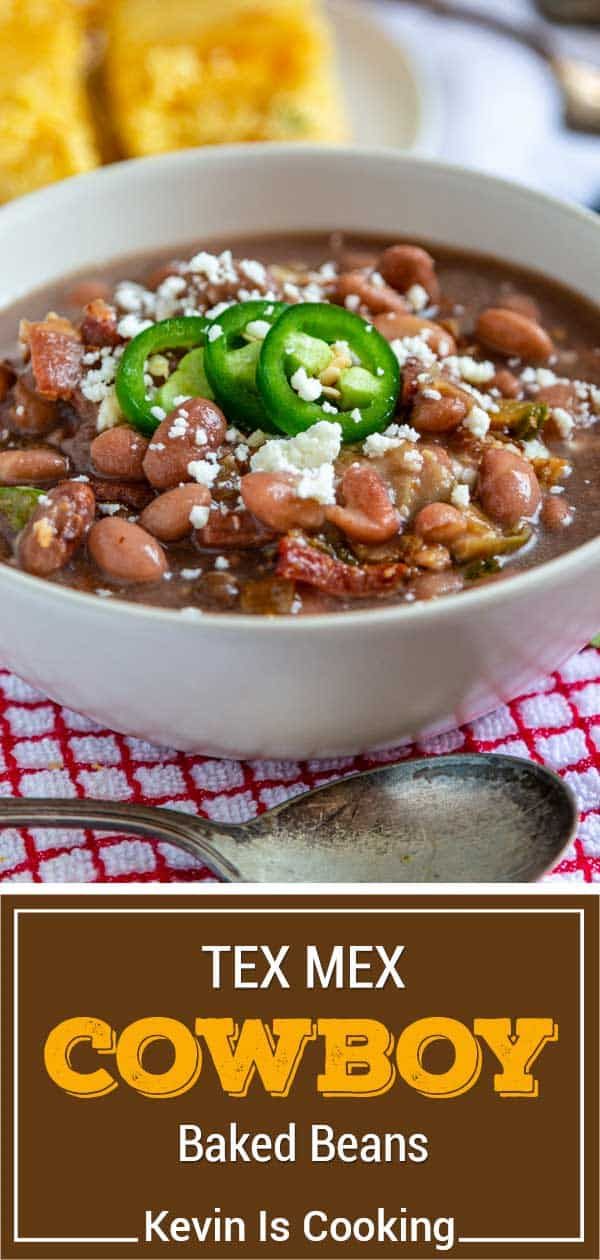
[10,903,586,1250]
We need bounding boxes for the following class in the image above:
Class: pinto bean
[326,463,400,544]
[379,244,439,302]
[240,472,325,533]
[373,312,456,357]
[18,481,95,576]
[478,447,541,527]
[139,485,212,541]
[0,448,68,485]
[491,368,521,399]
[91,425,149,480]
[334,272,408,316]
[497,291,541,322]
[88,518,168,583]
[9,374,57,436]
[143,398,227,490]
[541,495,573,530]
[412,384,468,433]
[414,502,467,544]
[476,308,554,363]
[409,570,464,600]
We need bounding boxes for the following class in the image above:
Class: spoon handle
[0,799,244,882]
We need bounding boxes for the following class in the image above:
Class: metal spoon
[0,754,577,882]
[388,0,600,132]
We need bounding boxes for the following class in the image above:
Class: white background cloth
[376,0,600,204]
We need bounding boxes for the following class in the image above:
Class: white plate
[327,0,442,154]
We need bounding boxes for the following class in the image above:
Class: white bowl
[1,146,600,758]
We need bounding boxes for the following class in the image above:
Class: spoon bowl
[0,754,577,882]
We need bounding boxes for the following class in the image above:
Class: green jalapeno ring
[203,300,289,433]
[115,316,210,436]
[256,303,401,441]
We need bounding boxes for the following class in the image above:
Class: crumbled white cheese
[391,334,437,370]
[240,259,267,287]
[214,555,230,570]
[96,387,123,432]
[406,283,429,312]
[251,421,342,474]
[189,505,210,529]
[81,354,119,403]
[422,388,442,401]
[245,319,271,341]
[169,415,189,439]
[98,503,123,516]
[250,421,341,504]
[117,313,153,339]
[290,366,322,403]
[344,294,360,312]
[173,394,191,407]
[534,367,557,388]
[205,301,233,321]
[114,281,152,314]
[363,422,420,458]
[194,428,207,446]
[463,405,490,439]
[451,483,470,509]
[551,407,574,439]
[188,460,219,487]
[180,567,203,580]
[321,400,338,415]
[296,465,336,505]
[235,443,249,462]
[403,449,424,472]
[350,408,362,424]
[150,405,167,422]
[522,438,550,461]
[445,355,495,385]
[207,324,224,342]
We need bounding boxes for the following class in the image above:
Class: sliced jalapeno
[157,347,214,411]
[204,300,288,432]
[116,316,209,435]
[256,303,400,441]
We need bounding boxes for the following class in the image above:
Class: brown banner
[1,893,598,1260]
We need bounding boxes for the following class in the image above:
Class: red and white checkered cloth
[1,648,600,884]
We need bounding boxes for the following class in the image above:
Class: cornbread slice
[0,0,99,203]
[104,0,348,156]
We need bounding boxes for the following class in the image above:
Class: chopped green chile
[452,525,532,565]
[0,486,45,533]
[116,316,210,435]
[204,300,288,431]
[494,400,549,440]
[256,303,400,441]
[157,347,214,411]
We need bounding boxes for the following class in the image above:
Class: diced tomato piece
[81,299,121,347]
[277,534,407,598]
[25,318,82,401]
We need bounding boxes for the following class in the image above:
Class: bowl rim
[1,143,600,634]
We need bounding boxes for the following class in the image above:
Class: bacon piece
[80,298,121,347]
[90,478,154,513]
[22,315,82,401]
[196,507,274,550]
[277,534,408,598]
